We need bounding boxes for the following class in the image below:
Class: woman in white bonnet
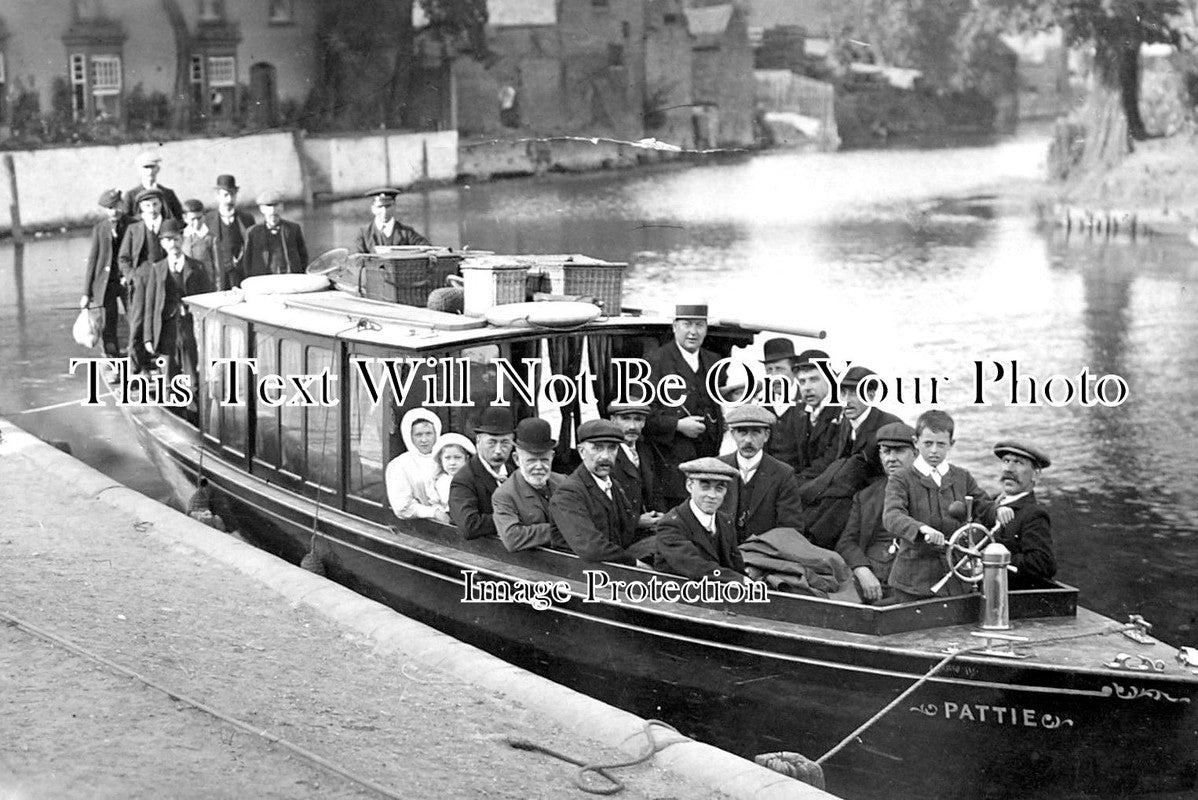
[426,433,476,524]
[385,408,443,519]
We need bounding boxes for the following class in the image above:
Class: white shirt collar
[480,458,507,482]
[590,472,613,495]
[188,222,210,239]
[676,344,700,372]
[999,490,1029,506]
[621,443,639,465]
[169,254,185,272]
[806,392,831,419]
[736,451,763,476]
[849,406,872,432]
[913,456,950,479]
[689,501,716,533]
[377,218,396,236]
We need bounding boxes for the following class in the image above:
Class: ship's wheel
[944,522,993,584]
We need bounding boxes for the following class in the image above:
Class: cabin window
[278,340,304,474]
[305,345,339,490]
[347,361,386,504]
[220,325,248,454]
[253,333,281,464]
[448,344,502,436]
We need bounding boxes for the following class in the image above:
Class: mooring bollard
[981,542,1012,631]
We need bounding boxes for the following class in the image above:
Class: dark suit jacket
[984,492,1055,589]
[768,404,842,483]
[118,219,166,281]
[354,220,430,253]
[242,219,309,280]
[449,454,511,540]
[82,215,132,303]
[142,256,214,350]
[612,441,665,515]
[655,502,745,581]
[835,476,896,584]
[203,209,256,289]
[549,465,643,564]
[643,343,723,502]
[124,184,184,221]
[717,452,804,542]
[492,471,567,552]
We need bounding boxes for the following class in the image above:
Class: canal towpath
[0,418,833,800]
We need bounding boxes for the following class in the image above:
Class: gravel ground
[0,441,719,800]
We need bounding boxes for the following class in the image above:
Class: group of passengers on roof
[384,304,1057,604]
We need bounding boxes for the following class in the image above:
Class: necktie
[627,448,639,468]
[930,471,942,487]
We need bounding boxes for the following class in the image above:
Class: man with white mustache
[493,418,567,553]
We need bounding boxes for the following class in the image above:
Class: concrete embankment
[0,418,837,800]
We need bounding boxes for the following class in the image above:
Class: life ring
[484,301,602,329]
[240,274,331,297]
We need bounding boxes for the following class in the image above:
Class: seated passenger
[835,421,916,604]
[449,407,515,539]
[426,434,475,523]
[718,404,804,542]
[986,441,1056,589]
[385,408,443,520]
[549,419,654,565]
[492,418,567,553]
[656,457,747,582]
[883,410,1005,601]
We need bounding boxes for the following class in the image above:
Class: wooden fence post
[3,153,23,243]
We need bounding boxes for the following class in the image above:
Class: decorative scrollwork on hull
[1105,683,1192,703]
[909,703,939,717]
[1039,714,1074,729]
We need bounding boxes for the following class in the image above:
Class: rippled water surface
[1,133,1195,643]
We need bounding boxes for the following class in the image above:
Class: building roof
[685,4,739,49]
[747,0,837,37]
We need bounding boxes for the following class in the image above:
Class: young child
[882,410,999,600]
[425,434,475,524]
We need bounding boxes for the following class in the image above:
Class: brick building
[685,3,753,147]
[0,1,318,134]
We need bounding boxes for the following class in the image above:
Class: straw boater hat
[514,418,556,453]
[875,422,916,447]
[679,457,739,482]
[994,441,1051,470]
[724,404,776,429]
[575,419,624,445]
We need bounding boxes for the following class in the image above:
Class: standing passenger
[141,219,213,384]
[123,151,184,221]
[242,191,309,278]
[353,187,430,253]
[118,188,167,372]
[607,401,667,526]
[181,199,217,289]
[204,174,256,289]
[79,188,132,358]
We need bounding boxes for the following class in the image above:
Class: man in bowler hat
[986,441,1056,589]
[550,420,654,565]
[449,407,516,540]
[204,175,256,289]
[492,418,567,552]
[717,404,805,542]
[353,187,430,253]
[655,457,748,581]
[80,188,133,357]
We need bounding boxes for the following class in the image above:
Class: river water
[1,133,1195,648]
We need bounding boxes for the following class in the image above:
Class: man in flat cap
[608,401,667,529]
[123,151,183,221]
[655,457,747,581]
[835,421,917,603]
[643,303,724,508]
[799,366,903,548]
[204,175,256,289]
[141,219,214,387]
[550,420,654,565]
[983,442,1056,589]
[493,418,568,553]
[449,407,517,540]
[80,188,133,357]
[717,404,804,542]
[353,187,430,253]
[118,187,169,371]
[243,191,309,280]
[767,348,842,483]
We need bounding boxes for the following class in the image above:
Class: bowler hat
[183,198,204,214]
[515,417,556,453]
[679,457,739,482]
[674,304,708,320]
[158,218,184,238]
[256,189,283,206]
[795,349,829,369]
[839,366,875,388]
[98,188,123,209]
[994,441,1051,470]
[761,338,798,364]
[134,187,164,205]
[607,401,651,417]
[474,407,515,436]
[725,404,776,428]
[576,419,624,445]
[134,151,162,168]
[875,421,916,448]
[215,174,240,192]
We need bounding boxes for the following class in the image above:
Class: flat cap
[474,406,515,436]
[876,421,916,447]
[98,188,123,209]
[157,218,184,237]
[134,150,162,168]
[840,365,875,387]
[183,198,204,214]
[994,441,1051,469]
[680,457,739,482]
[256,190,283,206]
[607,401,651,417]
[795,349,829,368]
[515,417,556,453]
[674,303,708,320]
[134,187,164,205]
[725,404,776,428]
[576,419,624,445]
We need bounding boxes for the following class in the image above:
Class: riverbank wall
[0,129,458,238]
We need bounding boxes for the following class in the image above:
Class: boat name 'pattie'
[461,569,769,611]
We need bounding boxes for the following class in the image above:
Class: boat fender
[240,274,331,297]
[484,301,602,329]
[754,752,826,790]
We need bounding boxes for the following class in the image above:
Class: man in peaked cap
[353,187,430,253]
[550,419,654,565]
[449,407,516,540]
[123,150,184,221]
[118,187,170,371]
[492,417,568,553]
[767,348,842,483]
[835,421,917,603]
[204,175,256,290]
[655,457,748,582]
[607,401,667,527]
[80,188,133,357]
[983,441,1056,589]
[717,404,804,542]
[642,303,724,508]
[242,190,309,280]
